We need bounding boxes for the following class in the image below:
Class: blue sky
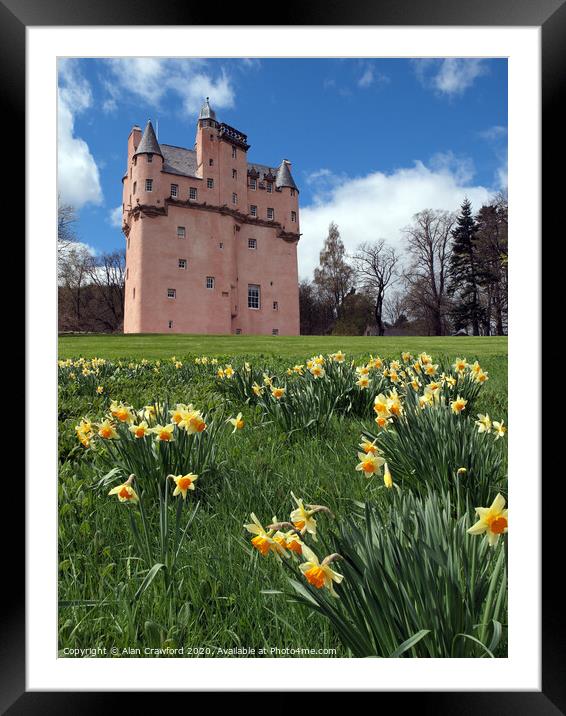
[58,57,507,278]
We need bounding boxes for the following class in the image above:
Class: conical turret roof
[275,160,298,191]
[134,120,163,158]
[199,97,217,121]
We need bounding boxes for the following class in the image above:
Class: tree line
[58,202,126,333]
[300,195,508,336]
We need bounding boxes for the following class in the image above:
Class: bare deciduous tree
[353,240,399,336]
[402,209,456,336]
[85,250,126,331]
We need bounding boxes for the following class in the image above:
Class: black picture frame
[11,0,556,709]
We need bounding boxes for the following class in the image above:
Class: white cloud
[104,59,235,118]
[298,160,495,280]
[413,59,488,97]
[358,67,374,88]
[58,60,103,209]
[108,206,122,228]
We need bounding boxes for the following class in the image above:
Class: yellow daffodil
[224,365,235,378]
[424,363,438,376]
[129,420,149,439]
[108,475,139,503]
[373,394,390,416]
[174,361,183,369]
[75,418,94,447]
[475,370,489,383]
[375,414,392,429]
[467,493,508,546]
[419,352,432,365]
[252,382,263,396]
[450,396,468,414]
[96,386,104,394]
[356,451,385,477]
[152,423,175,442]
[401,352,412,363]
[217,368,225,379]
[299,545,344,597]
[383,462,393,489]
[290,492,323,541]
[493,420,507,439]
[476,414,492,433]
[263,373,273,387]
[178,408,207,434]
[453,358,467,373]
[457,467,467,476]
[271,386,285,399]
[310,365,326,378]
[387,389,403,417]
[98,419,119,440]
[170,472,198,499]
[244,513,287,558]
[170,403,189,424]
[228,412,245,433]
[359,437,379,455]
[292,364,304,374]
[356,375,370,389]
[332,351,346,363]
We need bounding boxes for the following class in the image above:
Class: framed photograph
[11,0,555,708]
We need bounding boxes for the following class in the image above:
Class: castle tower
[122,101,300,336]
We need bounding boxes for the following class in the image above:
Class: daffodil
[252,382,263,397]
[152,423,175,442]
[475,414,492,433]
[419,352,432,365]
[271,386,285,399]
[475,370,489,383]
[108,475,139,503]
[217,368,225,379]
[356,375,370,389]
[386,389,403,417]
[309,365,325,378]
[299,545,344,597]
[450,396,468,414]
[170,403,190,425]
[96,386,104,394]
[401,352,412,363]
[110,401,135,424]
[289,492,327,541]
[75,418,94,447]
[224,365,235,378]
[467,493,508,546]
[383,462,393,488]
[129,420,149,439]
[373,393,390,416]
[98,419,119,440]
[228,412,245,433]
[356,451,385,477]
[453,358,467,373]
[170,472,198,499]
[332,351,346,363]
[359,437,379,455]
[178,409,206,434]
[492,420,507,439]
[292,364,304,375]
[244,513,287,558]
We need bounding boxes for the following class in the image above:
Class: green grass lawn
[59,332,507,361]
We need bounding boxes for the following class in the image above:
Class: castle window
[171,184,178,198]
[272,329,279,336]
[250,205,257,217]
[128,237,130,250]
[178,259,187,269]
[249,178,257,190]
[235,328,242,335]
[189,187,198,200]
[290,189,296,197]
[210,134,214,141]
[133,156,137,166]
[177,226,186,239]
[219,242,224,249]
[206,276,215,289]
[291,211,297,222]
[207,178,214,189]
[126,268,129,280]
[248,238,257,250]
[145,179,153,192]
[147,154,153,163]
[133,181,137,194]
[232,146,237,159]
[167,288,176,299]
[168,320,173,329]
[273,301,279,311]
[248,284,260,309]
[209,158,214,166]
[232,193,238,205]
[133,287,135,299]
[267,183,273,193]
[267,207,274,220]
[232,169,237,179]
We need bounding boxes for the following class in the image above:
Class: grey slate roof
[134,120,163,159]
[275,160,298,191]
[199,98,217,121]
[161,144,198,177]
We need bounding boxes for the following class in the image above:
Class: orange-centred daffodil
[98,419,119,440]
[244,513,287,558]
[450,396,468,414]
[152,424,175,442]
[108,475,139,503]
[299,545,344,597]
[170,473,198,499]
[356,451,385,477]
[228,412,245,433]
[129,420,149,439]
[271,386,285,399]
[467,493,508,546]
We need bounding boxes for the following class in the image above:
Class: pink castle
[122,99,300,335]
